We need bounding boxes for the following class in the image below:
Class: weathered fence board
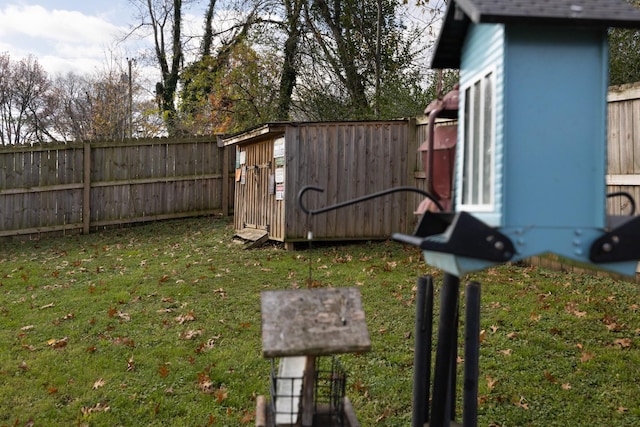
[607,82,640,217]
[0,137,235,237]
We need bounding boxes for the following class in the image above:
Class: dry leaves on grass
[513,396,529,410]
[565,302,587,318]
[180,329,203,340]
[175,311,196,324]
[613,338,632,348]
[576,343,595,362]
[47,337,68,349]
[81,402,110,415]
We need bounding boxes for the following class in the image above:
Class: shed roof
[432,0,640,69]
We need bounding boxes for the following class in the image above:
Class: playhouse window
[461,71,494,209]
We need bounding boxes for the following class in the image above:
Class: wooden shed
[222,120,420,247]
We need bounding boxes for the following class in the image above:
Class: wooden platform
[235,227,269,248]
[261,288,371,358]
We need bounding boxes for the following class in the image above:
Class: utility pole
[127,58,134,139]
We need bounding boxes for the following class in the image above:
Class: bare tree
[0,54,51,145]
[127,0,185,135]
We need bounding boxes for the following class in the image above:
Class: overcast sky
[0,1,445,81]
[0,1,137,75]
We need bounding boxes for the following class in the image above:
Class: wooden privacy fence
[607,82,640,216]
[0,137,235,237]
[3,82,640,240]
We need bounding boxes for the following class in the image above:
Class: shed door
[240,140,273,232]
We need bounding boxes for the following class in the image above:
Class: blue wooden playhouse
[389,1,640,426]
[396,0,640,278]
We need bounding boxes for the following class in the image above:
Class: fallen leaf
[93,378,106,389]
[486,375,498,392]
[159,364,170,378]
[21,325,34,331]
[127,357,135,372]
[479,330,486,343]
[498,349,512,356]
[40,303,55,310]
[490,325,499,333]
[618,406,628,413]
[613,338,632,348]
[240,409,254,423]
[81,402,110,415]
[375,407,392,422]
[561,383,572,390]
[580,351,595,363]
[351,379,367,394]
[606,322,624,332]
[543,370,557,384]
[180,329,203,340]
[112,337,135,347]
[175,311,196,324]
[48,337,68,349]
[514,396,529,410]
[214,386,228,403]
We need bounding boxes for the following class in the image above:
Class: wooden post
[406,117,418,231]
[301,355,316,427]
[255,395,266,427]
[83,142,91,234]
[222,145,229,216]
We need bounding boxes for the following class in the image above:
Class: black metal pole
[412,275,434,427]
[463,281,481,427]
[449,294,460,422]
[430,273,460,427]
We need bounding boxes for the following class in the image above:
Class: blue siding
[458,24,505,226]
[502,25,608,230]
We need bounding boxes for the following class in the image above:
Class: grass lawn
[1,216,640,426]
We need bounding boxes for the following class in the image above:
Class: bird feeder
[396,0,640,277]
[258,287,370,427]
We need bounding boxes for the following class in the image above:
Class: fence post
[222,145,229,216]
[83,142,91,234]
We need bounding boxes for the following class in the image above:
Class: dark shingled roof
[432,0,640,69]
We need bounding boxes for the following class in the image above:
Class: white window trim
[458,65,496,213]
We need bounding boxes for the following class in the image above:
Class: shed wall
[284,121,414,241]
